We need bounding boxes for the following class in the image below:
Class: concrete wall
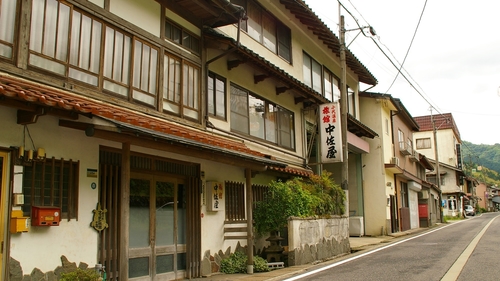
[287,217,349,266]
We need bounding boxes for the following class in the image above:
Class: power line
[385,0,429,93]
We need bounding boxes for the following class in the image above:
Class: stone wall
[9,256,96,281]
[287,216,350,266]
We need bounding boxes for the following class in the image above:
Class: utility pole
[431,111,443,222]
[339,15,349,213]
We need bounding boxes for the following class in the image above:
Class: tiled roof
[414,113,461,141]
[0,74,313,176]
[280,0,377,85]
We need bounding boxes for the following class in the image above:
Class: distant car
[465,205,475,216]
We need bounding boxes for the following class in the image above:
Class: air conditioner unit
[409,151,419,162]
[390,157,399,166]
[419,190,429,199]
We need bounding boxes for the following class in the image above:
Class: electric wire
[385,0,428,93]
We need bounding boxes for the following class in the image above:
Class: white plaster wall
[3,108,101,273]
[110,0,161,37]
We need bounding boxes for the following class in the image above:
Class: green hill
[462,141,500,186]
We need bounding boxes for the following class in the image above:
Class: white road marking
[440,216,499,281]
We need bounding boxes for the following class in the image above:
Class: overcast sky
[304,0,500,146]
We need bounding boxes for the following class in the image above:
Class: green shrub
[220,251,269,274]
[253,171,345,237]
[60,268,101,281]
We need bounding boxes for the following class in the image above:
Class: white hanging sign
[319,103,343,163]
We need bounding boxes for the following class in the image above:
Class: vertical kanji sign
[319,103,343,163]
[206,181,225,211]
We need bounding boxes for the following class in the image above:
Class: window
[225,181,245,221]
[347,87,355,115]
[22,158,79,219]
[416,138,432,149]
[230,84,295,149]
[29,0,71,75]
[132,39,158,106]
[406,138,413,155]
[398,130,405,150]
[324,69,340,102]
[163,52,200,120]
[0,0,17,59]
[385,119,389,135]
[208,72,226,119]
[303,52,322,93]
[164,20,200,54]
[232,0,291,62]
[400,181,409,208]
[29,0,160,107]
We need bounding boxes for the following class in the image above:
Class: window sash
[230,84,294,149]
[208,72,226,119]
[164,20,200,54]
[303,53,322,93]
[163,53,200,120]
[0,0,18,59]
[416,138,431,149]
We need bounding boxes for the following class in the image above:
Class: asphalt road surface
[282,212,500,281]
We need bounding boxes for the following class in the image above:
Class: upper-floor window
[324,68,340,102]
[398,130,405,150]
[232,0,291,62]
[303,52,322,94]
[416,138,431,149]
[208,72,226,119]
[0,0,17,60]
[163,52,200,121]
[29,0,159,108]
[164,19,200,54]
[347,87,356,116]
[230,84,295,149]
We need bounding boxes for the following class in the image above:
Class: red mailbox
[31,206,60,226]
[418,204,428,218]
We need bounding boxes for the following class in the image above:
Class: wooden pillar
[245,168,254,274]
[119,142,130,279]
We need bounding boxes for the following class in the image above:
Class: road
[282,213,500,281]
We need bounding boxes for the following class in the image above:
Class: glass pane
[208,75,215,115]
[262,14,276,52]
[177,184,186,244]
[69,11,82,66]
[247,1,262,42]
[249,95,265,139]
[30,0,44,52]
[312,59,322,93]
[55,3,70,61]
[215,77,225,118]
[43,0,58,57]
[129,178,150,248]
[0,0,17,44]
[302,54,311,87]
[265,104,277,142]
[156,181,175,246]
[129,257,149,278]
[156,254,174,274]
[177,253,187,270]
[133,40,143,89]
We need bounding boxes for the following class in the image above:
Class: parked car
[465,205,475,216]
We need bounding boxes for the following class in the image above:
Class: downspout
[204,8,244,127]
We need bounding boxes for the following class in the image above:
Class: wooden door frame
[0,150,12,281]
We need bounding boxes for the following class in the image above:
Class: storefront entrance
[129,174,186,280]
